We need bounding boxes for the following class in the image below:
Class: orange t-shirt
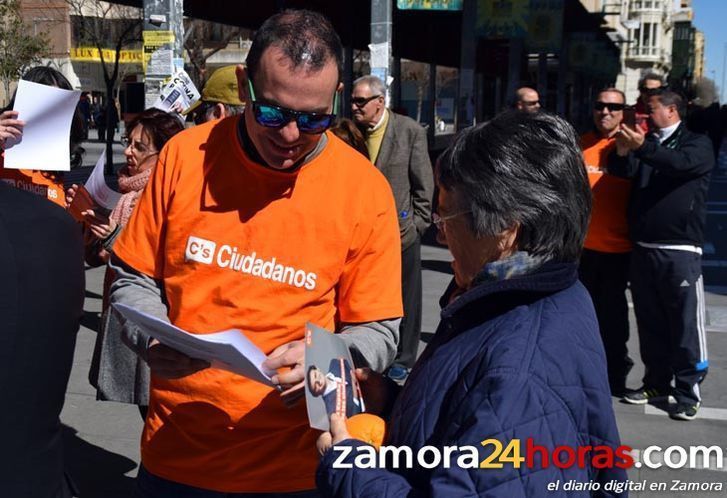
[581,132,632,253]
[113,117,403,493]
[0,156,66,207]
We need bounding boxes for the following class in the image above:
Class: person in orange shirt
[579,88,633,397]
[109,10,402,497]
[0,66,86,207]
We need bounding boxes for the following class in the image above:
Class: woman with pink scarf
[75,108,184,418]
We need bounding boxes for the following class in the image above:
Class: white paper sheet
[368,42,390,68]
[85,152,122,210]
[4,80,81,171]
[148,48,173,76]
[112,303,275,386]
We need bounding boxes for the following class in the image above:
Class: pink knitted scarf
[110,167,153,226]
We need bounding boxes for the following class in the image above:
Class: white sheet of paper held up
[4,80,81,171]
[112,303,276,386]
[85,152,121,210]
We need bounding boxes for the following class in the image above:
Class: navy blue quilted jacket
[317,262,627,497]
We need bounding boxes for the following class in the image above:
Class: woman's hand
[0,110,25,149]
[82,208,117,240]
[65,184,78,209]
[316,412,353,456]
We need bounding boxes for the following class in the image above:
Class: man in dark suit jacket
[352,75,434,381]
[0,182,85,497]
[609,89,714,421]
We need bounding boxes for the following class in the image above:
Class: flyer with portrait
[304,322,365,431]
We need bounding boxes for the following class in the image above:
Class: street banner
[397,0,463,10]
[476,0,529,39]
[526,0,564,52]
[71,47,143,65]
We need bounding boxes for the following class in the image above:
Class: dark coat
[608,123,714,245]
[0,182,84,497]
[317,263,627,497]
[374,111,434,250]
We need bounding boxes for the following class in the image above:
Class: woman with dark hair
[76,108,184,417]
[0,65,86,207]
[316,112,627,497]
[74,107,184,261]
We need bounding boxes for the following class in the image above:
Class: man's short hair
[649,89,685,118]
[512,86,537,107]
[437,111,590,264]
[638,72,664,91]
[597,87,625,103]
[246,9,343,83]
[353,75,386,97]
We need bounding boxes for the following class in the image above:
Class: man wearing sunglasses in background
[514,86,541,113]
[634,72,665,133]
[351,75,433,382]
[579,88,634,398]
[185,64,245,124]
[108,9,403,497]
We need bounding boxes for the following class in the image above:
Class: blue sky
[692,0,727,101]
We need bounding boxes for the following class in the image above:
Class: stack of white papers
[112,303,275,386]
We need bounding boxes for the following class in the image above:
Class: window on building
[643,22,652,47]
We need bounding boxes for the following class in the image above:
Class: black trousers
[630,246,708,404]
[396,235,422,369]
[579,249,633,391]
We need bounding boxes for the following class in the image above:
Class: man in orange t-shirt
[109,10,402,496]
[579,88,633,397]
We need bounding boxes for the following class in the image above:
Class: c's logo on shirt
[185,236,216,264]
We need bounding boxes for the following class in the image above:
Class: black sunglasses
[593,102,626,112]
[247,80,337,134]
[351,94,382,108]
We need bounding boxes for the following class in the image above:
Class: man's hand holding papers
[112,303,276,386]
[147,339,211,379]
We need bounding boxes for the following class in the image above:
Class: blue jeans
[133,465,320,498]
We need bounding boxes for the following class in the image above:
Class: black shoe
[622,386,671,405]
[670,402,700,421]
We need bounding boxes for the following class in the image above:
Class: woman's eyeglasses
[121,136,157,155]
[247,79,337,134]
[432,211,471,231]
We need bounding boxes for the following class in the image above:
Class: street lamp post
[721,42,726,103]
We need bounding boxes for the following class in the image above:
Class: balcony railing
[629,46,661,57]
[627,47,670,67]
[630,0,663,13]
